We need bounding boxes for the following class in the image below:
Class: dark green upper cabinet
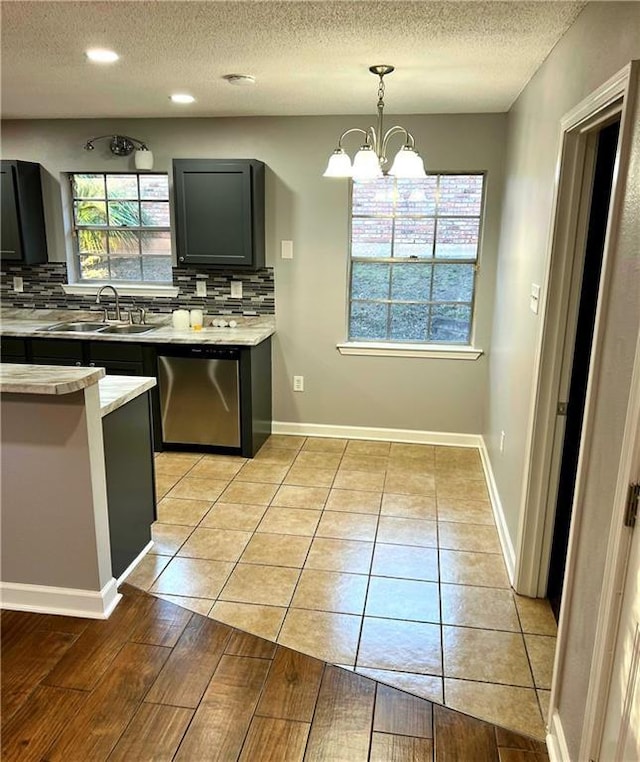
[1,160,48,264]
[173,159,265,270]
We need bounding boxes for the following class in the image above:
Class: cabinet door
[1,165,22,260]
[174,159,264,268]
[89,359,143,376]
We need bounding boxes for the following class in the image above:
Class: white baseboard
[272,421,483,448]
[479,437,516,585]
[547,709,570,762]
[117,541,154,585]
[0,577,121,619]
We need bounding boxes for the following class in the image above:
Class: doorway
[546,118,621,619]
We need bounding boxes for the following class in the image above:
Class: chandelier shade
[323,65,426,180]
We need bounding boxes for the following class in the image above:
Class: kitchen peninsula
[0,363,156,619]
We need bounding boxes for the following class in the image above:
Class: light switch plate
[230,281,243,299]
[530,283,541,314]
[281,240,293,259]
[196,280,207,297]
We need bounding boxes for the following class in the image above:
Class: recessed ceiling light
[85,48,119,64]
[170,93,196,104]
[223,74,256,87]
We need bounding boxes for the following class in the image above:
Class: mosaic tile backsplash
[0,263,275,316]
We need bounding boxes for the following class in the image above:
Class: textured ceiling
[1,1,585,119]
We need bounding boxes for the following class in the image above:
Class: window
[70,172,172,283]
[348,173,484,345]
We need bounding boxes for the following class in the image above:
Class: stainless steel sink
[101,324,154,335]
[41,322,109,332]
[39,321,154,335]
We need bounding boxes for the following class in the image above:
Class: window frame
[344,171,487,352]
[67,170,173,286]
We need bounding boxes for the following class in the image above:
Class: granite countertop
[0,363,105,395]
[0,309,275,347]
[99,375,156,417]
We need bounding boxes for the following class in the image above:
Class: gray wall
[484,2,640,756]
[1,113,506,434]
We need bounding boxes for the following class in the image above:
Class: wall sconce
[84,134,154,170]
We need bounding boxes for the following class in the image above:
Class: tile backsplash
[0,262,275,316]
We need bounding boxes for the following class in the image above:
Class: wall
[1,113,506,434]
[484,2,640,756]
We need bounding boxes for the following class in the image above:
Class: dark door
[547,118,621,620]
[173,160,255,267]
[1,163,22,260]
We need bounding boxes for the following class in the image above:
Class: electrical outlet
[230,281,243,299]
[500,430,506,453]
[13,276,24,293]
[281,240,293,259]
[293,375,304,392]
[196,280,207,297]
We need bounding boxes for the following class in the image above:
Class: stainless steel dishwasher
[157,347,241,447]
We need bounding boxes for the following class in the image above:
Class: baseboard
[0,576,121,619]
[547,709,570,762]
[479,437,516,585]
[272,421,483,448]
[117,541,154,585]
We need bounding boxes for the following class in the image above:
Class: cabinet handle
[89,362,96,367]
[75,361,82,366]
[179,257,185,262]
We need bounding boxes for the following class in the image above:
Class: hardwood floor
[1,585,549,761]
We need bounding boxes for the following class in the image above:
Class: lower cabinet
[103,391,156,578]
[2,335,272,457]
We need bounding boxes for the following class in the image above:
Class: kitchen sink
[101,325,154,335]
[41,322,109,332]
[39,321,154,335]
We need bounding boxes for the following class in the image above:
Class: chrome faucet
[96,285,122,322]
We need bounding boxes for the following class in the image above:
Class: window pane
[110,257,142,280]
[350,302,388,340]
[438,175,483,216]
[108,201,140,226]
[351,262,389,300]
[108,230,140,256]
[391,263,431,301]
[435,218,480,259]
[77,229,106,255]
[396,177,437,215]
[390,304,429,341]
[140,230,171,256]
[73,174,105,199]
[394,218,435,258]
[74,200,107,226]
[142,256,172,282]
[79,255,109,279]
[429,304,472,343]
[432,264,475,303]
[141,201,170,227]
[139,174,170,200]
[352,218,392,258]
[352,178,394,215]
[106,174,138,199]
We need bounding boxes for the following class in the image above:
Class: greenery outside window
[70,172,172,283]
[348,173,485,345]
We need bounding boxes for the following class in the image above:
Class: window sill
[62,283,180,298]
[336,342,484,360]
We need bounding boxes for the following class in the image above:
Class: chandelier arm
[336,127,370,149]
[84,135,149,153]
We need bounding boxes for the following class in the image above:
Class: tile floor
[128,435,558,739]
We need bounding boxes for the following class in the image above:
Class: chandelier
[323,65,425,180]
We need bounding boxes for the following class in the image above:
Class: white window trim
[336,341,483,360]
[61,282,179,298]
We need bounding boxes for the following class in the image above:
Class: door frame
[580,321,640,759]
[514,63,636,597]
